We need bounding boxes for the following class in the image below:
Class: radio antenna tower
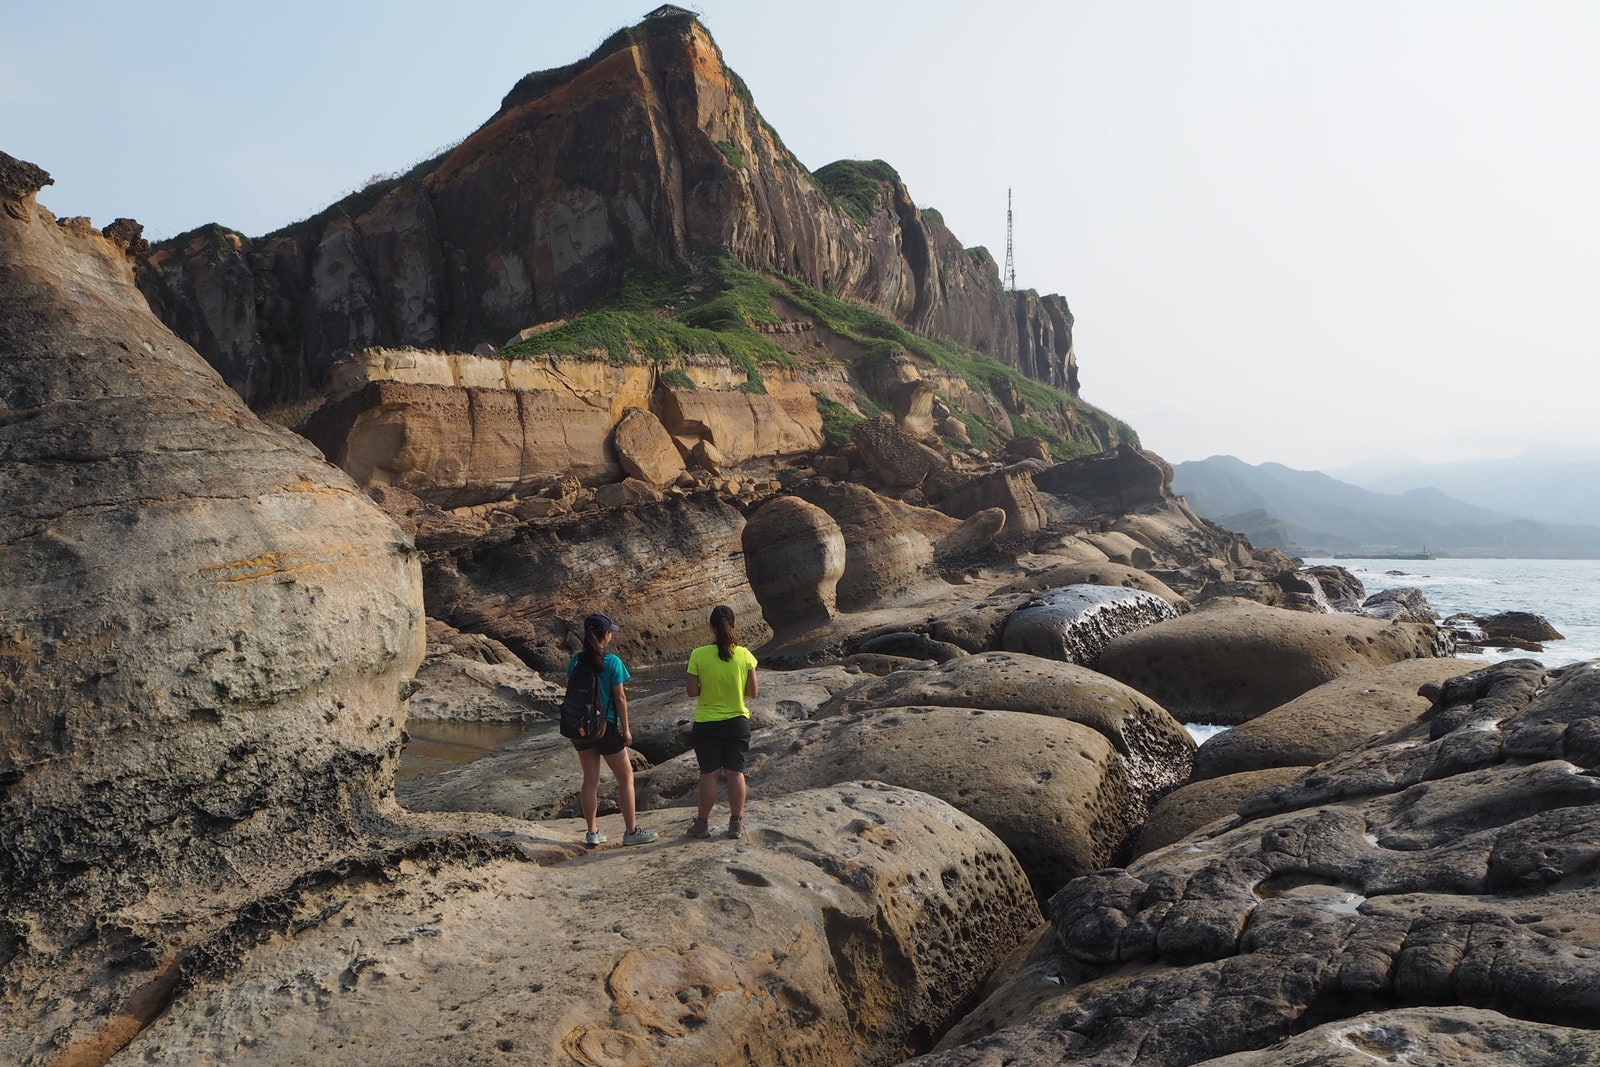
[1002,187,1016,292]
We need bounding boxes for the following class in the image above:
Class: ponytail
[582,623,607,674]
[710,604,737,662]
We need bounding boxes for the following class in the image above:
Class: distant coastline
[1331,551,1435,561]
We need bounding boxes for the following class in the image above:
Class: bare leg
[697,771,721,823]
[578,747,604,833]
[604,749,638,833]
[726,771,747,821]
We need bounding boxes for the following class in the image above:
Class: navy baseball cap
[585,612,620,633]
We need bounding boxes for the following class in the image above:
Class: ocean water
[1302,556,1600,669]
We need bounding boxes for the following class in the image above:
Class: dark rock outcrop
[425,492,767,671]
[1035,444,1170,517]
[998,585,1179,665]
[1362,585,1437,622]
[918,659,1600,1066]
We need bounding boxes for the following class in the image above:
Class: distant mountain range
[1328,447,1600,528]
[1172,455,1600,558]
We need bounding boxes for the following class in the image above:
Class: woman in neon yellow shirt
[685,604,758,839]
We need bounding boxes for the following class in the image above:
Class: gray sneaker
[622,826,659,845]
[727,816,745,840]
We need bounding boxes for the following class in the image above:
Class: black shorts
[572,721,626,756]
[691,716,751,774]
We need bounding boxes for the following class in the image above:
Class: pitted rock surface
[999,584,1179,665]
[910,659,1600,1067]
[1197,1006,1600,1066]
[102,785,1043,1067]
[940,468,1052,534]
[852,416,947,488]
[637,707,1138,898]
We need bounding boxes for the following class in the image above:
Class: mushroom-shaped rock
[888,378,938,436]
[741,495,845,630]
[611,405,685,486]
[637,709,1136,898]
[792,480,944,611]
[999,585,1179,665]
[1192,658,1473,780]
[1092,598,1445,725]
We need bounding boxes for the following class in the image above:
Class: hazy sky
[9,1,1598,471]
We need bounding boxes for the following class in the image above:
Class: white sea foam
[1185,723,1230,745]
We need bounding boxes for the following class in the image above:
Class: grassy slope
[499,254,1133,459]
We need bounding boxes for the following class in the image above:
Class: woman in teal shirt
[684,604,758,839]
[567,612,658,848]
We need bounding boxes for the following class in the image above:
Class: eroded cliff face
[137,12,1077,408]
[0,154,426,1057]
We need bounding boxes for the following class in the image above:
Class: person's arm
[686,675,701,698]
[614,683,630,741]
[744,669,758,699]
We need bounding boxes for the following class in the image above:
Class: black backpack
[559,659,608,745]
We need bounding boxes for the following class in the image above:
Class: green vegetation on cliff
[814,159,901,225]
[768,270,1133,459]
[498,252,1131,459]
[499,258,792,387]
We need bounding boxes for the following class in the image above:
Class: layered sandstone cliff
[137,10,1077,408]
[300,345,825,506]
